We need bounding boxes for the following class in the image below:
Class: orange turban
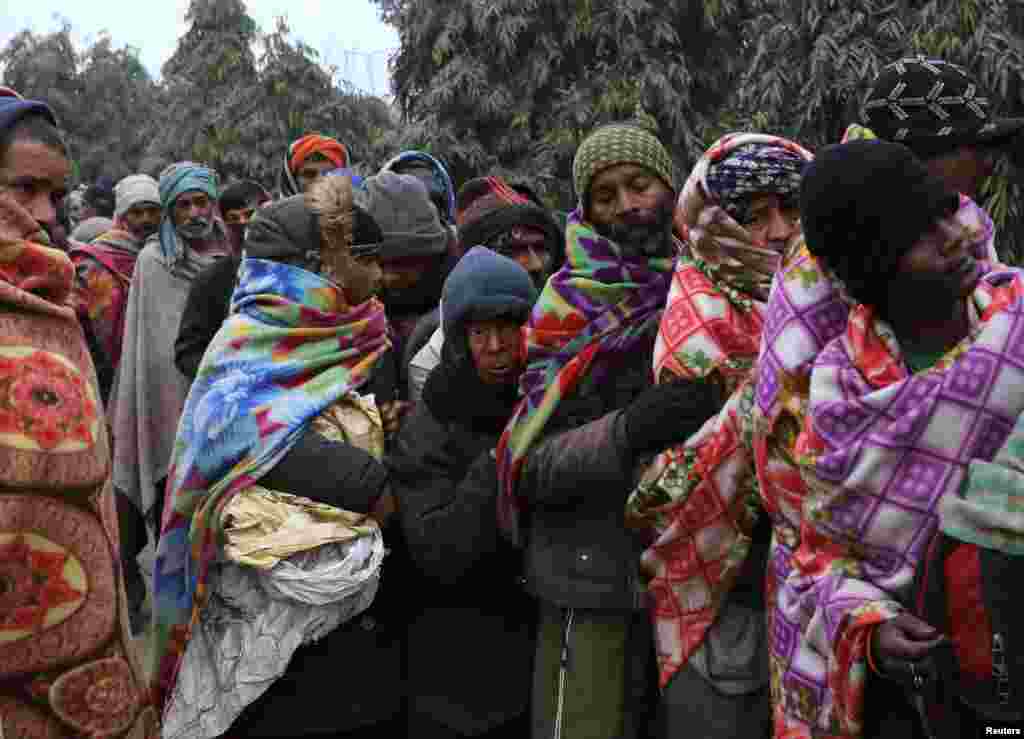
[289,134,349,173]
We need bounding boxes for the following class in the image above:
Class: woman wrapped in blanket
[626,133,812,738]
[149,174,408,739]
[757,139,1024,738]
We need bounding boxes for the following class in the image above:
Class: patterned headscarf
[703,139,809,225]
[156,161,220,266]
[381,150,456,224]
[675,133,814,302]
[496,209,674,542]
[278,134,349,197]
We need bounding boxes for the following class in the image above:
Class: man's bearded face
[172,190,215,240]
[122,203,160,241]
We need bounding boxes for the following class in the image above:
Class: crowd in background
[0,56,1022,739]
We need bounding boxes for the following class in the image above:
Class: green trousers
[531,603,656,739]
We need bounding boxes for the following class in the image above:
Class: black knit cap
[864,57,1024,159]
[800,140,959,307]
[219,180,270,212]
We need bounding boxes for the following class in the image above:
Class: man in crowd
[355,171,452,399]
[496,123,721,739]
[221,179,271,253]
[109,161,231,632]
[756,139,1021,738]
[381,150,457,226]
[173,179,272,378]
[630,132,813,739]
[71,173,160,400]
[405,175,563,402]
[278,132,349,197]
[0,85,157,738]
[861,57,1024,205]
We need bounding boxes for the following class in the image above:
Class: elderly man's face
[588,164,672,228]
[741,193,801,252]
[122,203,161,241]
[0,138,70,235]
[467,317,524,386]
[172,190,213,227]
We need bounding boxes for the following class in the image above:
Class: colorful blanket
[627,134,813,689]
[70,229,143,370]
[627,258,765,689]
[149,257,390,714]
[496,210,674,542]
[752,201,1007,737]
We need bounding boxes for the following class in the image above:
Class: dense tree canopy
[1,2,396,187]
[0,24,160,181]
[379,0,751,206]
[723,0,1024,260]
[379,0,1024,259]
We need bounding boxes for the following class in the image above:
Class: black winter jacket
[515,322,712,611]
[387,377,535,735]
[174,253,239,379]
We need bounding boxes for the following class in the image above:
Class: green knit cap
[572,123,675,206]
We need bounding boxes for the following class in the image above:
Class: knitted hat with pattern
[864,57,1024,158]
[572,123,675,208]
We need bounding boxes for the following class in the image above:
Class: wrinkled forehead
[174,189,211,206]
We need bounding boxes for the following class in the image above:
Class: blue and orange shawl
[149,257,390,713]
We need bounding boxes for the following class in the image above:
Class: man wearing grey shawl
[108,162,230,631]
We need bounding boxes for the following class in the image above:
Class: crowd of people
[0,55,1022,739]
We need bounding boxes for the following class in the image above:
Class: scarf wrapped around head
[495,209,674,542]
[675,133,813,302]
[277,134,349,198]
[381,150,456,223]
[149,256,390,713]
[157,161,220,266]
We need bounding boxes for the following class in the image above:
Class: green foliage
[379,0,750,206]
[1,1,399,190]
[724,0,1024,263]
[0,23,160,181]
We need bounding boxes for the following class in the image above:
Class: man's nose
[766,208,795,242]
[27,193,57,231]
[484,330,502,352]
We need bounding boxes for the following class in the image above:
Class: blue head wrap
[157,162,219,263]
[380,151,455,224]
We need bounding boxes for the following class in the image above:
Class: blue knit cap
[442,246,537,352]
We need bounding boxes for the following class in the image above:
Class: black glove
[622,378,723,458]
